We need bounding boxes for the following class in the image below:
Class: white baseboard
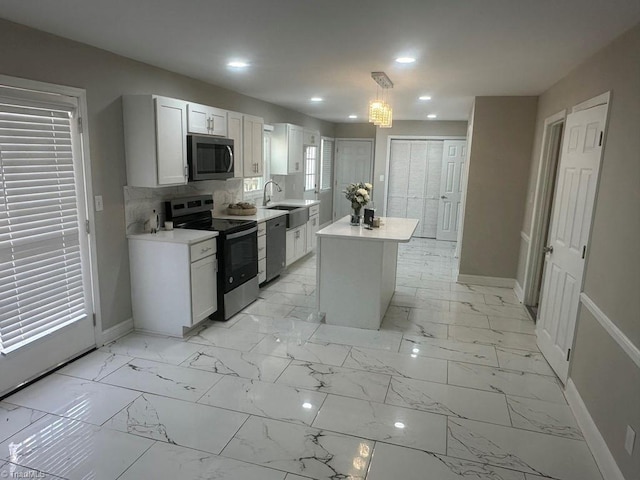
[456,274,515,288]
[565,379,624,480]
[514,281,524,302]
[580,293,640,369]
[99,318,134,346]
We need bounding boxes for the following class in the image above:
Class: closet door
[406,141,428,237]
[387,140,442,238]
[386,141,410,218]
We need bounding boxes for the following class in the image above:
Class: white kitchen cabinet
[303,130,320,146]
[271,123,304,174]
[128,233,218,337]
[307,213,319,252]
[187,102,227,136]
[227,111,244,178]
[286,224,307,266]
[243,114,264,178]
[123,95,188,187]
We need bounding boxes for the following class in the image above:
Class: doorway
[333,139,373,220]
[523,114,565,317]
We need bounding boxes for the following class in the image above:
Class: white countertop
[213,208,287,223]
[317,216,418,242]
[213,199,320,223]
[268,199,320,207]
[127,229,218,245]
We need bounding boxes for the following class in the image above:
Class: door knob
[543,245,554,254]
[440,195,448,199]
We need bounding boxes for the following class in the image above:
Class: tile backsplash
[124,179,243,234]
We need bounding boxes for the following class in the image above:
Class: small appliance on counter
[165,195,259,320]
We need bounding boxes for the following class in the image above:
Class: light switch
[94,195,104,212]
[379,174,384,182]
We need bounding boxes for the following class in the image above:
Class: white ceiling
[2,0,640,122]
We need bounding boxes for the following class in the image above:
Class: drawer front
[257,222,267,237]
[309,204,320,216]
[258,258,267,284]
[190,238,217,262]
[257,235,267,259]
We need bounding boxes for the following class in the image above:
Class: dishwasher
[266,217,286,282]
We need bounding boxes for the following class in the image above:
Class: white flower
[364,183,373,191]
[363,192,370,201]
[357,188,368,196]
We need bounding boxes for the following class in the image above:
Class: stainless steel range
[165,195,259,320]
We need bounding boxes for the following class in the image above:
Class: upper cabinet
[123,95,188,187]
[226,111,244,178]
[243,114,264,178]
[271,123,303,174]
[187,103,227,136]
[303,130,320,146]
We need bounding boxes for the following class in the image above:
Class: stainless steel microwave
[187,135,234,181]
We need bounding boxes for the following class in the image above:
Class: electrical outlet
[625,426,636,455]
[94,195,103,212]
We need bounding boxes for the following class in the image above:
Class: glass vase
[350,207,362,226]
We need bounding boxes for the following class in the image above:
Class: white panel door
[536,104,607,383]
[436,140,466,241]
[386,141,410,218]
[424,141,444,238]
[333,139,373,220]
[406,141,428,237]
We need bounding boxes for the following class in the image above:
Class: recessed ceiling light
[394,422,406,429]
[395,57,416,64]
[227,60,249,68]
[310,97,323,102]
[348,114,358,119]
[302,402,313,409]
[419,96,432,101]
[427,114,437,119]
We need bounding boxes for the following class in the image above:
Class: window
[320,137,334,190]
[303,145,317,192]
[0,86,89,353]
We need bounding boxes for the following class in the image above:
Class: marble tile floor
[0,238,602,480]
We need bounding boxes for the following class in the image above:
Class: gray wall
[518,22,640,478]
[372,120,468,207]
[0,19,335,331]
[458,97,538,279]
[334,123,377,139]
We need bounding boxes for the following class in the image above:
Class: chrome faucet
[262,179,282,206]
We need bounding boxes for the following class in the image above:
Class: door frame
[0,74,102,345]
[521,110,566,306]
[383,136,465,217]
[332,138,374,221]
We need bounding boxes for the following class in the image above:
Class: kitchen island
[316,216,418,330]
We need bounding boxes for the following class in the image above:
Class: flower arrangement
[344,182,373,215]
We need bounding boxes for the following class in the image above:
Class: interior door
[333,139,373,220]
[436,140,466,241]
[536,104,608,383]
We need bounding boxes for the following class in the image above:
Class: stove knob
[229,276,233,284]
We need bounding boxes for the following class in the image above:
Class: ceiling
[2,0,640,122]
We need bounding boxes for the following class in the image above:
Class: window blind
[320,138,334,190]
[304,145,317,191]
[0,93,87,353]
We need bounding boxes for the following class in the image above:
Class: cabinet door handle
[201,246,212,254]
[184,165,189,178]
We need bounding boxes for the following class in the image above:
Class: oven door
[223,226,258,293]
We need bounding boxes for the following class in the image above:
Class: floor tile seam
[441,336,541,353]
[0,404,51,445]
[217,417,375,477]
[97,348,195,367]
[500,400,586,442]
[114,439,157,480]
[447,359,561,381]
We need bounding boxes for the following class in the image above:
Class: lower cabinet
[286,224,307,266]
[307,213,319,252]
[129,236,218,337]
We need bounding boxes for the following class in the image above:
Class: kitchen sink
[267,205,309,229]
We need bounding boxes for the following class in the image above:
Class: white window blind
[0,90,88,353]
[320,138,334,190]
